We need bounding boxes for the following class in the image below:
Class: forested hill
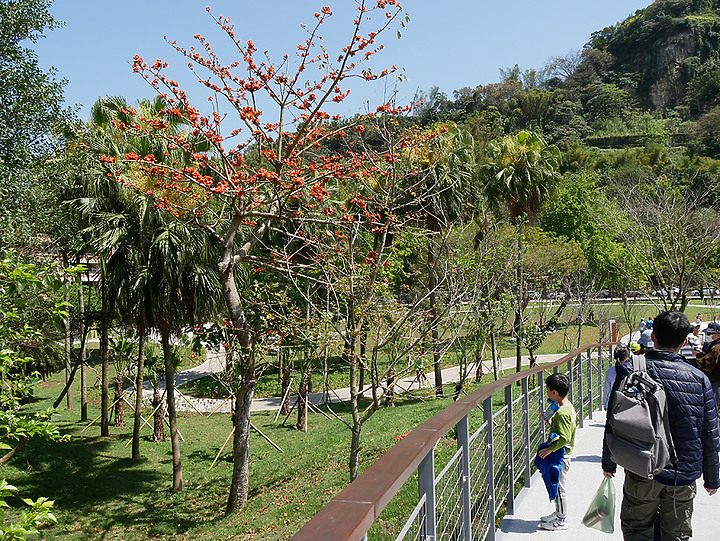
[590,0,720,111]
[410,0,720,161]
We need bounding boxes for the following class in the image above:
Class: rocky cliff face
[643,30,697,109]
[601,6,720,110]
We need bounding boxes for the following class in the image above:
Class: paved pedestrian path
[497,415,718,540]
[129,352,569,413]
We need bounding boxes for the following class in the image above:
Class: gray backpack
[606,355,677,479]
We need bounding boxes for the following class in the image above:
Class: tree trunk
[113,373,125,426]
[491,331,499,380]
[349,424,362,482]
[132,322,146,460]
[427,239,443,397]
[226,369,254,513]
[152,387,166,442]
[63,281,73,410]
[280,349,291,416]
[454,381,463,401]
[347,312,364,481]
[161,329,183,492]
[515,222,524,374]
[514,309,523,373]
[219,250,255,514]
[296,370,308,431]
[100,278,110,437]
[358,328,367,399]
[78,273,88,422]
[385,365,395,408]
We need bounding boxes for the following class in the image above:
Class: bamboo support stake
[205,398,231,416]
[163,413,185,442]
[122,397,155,448]
[306,397,333,421]
[273,383,294,423]
[250,422,283,453]
[209,428,235,470]
[173,386,205,416]
[81,395,124,433]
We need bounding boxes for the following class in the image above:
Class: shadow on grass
[5,425,218,539]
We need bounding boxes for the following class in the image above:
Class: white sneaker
[540,519,567,531]
[540,511,558,523]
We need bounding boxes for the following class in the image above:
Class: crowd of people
[536,311,720,540]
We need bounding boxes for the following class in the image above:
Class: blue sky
[34,1,653,122]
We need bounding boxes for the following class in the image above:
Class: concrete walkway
[137,351,568,413]
[497,416,718,540]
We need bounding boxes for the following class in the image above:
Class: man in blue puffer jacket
[602,311,720,541]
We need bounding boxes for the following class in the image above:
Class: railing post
[539,374,546,442]
[418,447,436,540]
[577,354,584,428]
[567,359,574,406]
[598,345,605,410]
[505,384,515,515]
[587,348,593,420]
[484,396,496,541]
[457,415,472,541]
[522,377,531,488]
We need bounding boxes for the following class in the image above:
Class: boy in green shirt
[538,373,577,531]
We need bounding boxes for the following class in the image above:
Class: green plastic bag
[581,477,616,533]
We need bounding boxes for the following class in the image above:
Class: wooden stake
[81,395,124,433]
[273,383,293,423]
[174,386,205,416]
[250,422,283,453]
[209,428,234,470]
[205,398,230,416]
[306,397,334,421]
[122,397,155,448]
[163,414,185,442]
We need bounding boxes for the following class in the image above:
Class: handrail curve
[291,341,616,541]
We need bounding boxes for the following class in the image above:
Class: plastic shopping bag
[581,477,616,534]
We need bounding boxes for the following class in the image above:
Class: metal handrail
[291,341,616,541]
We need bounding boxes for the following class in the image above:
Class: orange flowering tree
[96,1,428,512]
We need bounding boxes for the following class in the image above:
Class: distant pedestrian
[604,345,630,408]
[680,324,702,362]
[693,321,720,410]
[638,318,646,333]
[411,350,428,389]
[696,313,703,325]
[638,320,654,349]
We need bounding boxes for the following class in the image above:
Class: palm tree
[481,130,561,373]
[409,124,478,397]
[81,96,223,487]
[482,130,560,222]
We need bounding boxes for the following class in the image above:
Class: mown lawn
[6,371,466,540]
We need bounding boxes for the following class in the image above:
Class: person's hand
[603,470,615,478]
[538,448,551,460]
[705,486,718,496]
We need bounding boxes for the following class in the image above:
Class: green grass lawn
[6,370,473,540]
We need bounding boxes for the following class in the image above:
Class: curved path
[131,352,567,413]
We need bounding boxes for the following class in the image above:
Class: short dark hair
[546,373,570,397]
[614,345,630,362]
[652,311,692,349]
